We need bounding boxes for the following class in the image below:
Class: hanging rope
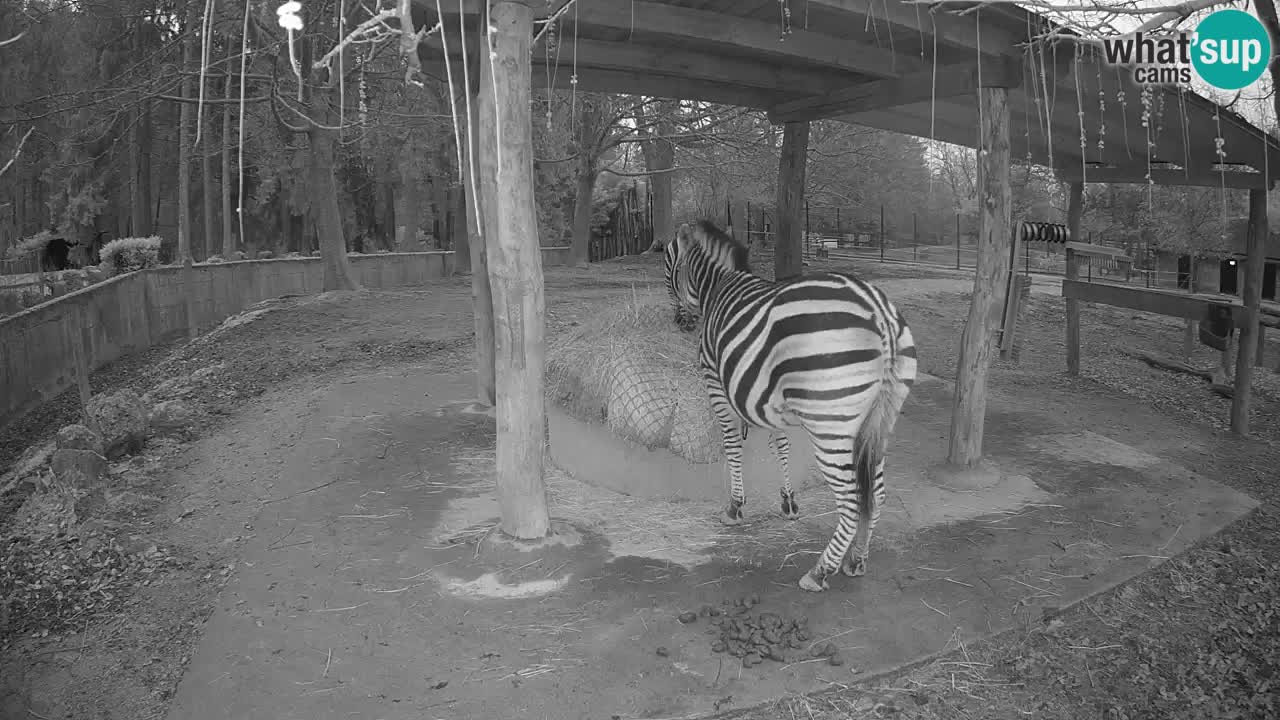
[236,0,252,253]
[459,0,482,235]
[194,0,215,146]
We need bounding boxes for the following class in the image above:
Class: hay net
[546,290,723,464]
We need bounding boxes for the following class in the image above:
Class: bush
[5,230,52,261]
[98,236,161,274]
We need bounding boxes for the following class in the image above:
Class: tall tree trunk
[130,19,153,238]
[308,88,361,290]
[571,155,596,265]
[478,0,551,540]
[221,59,235,257]
[641,103,675,248]
[178,3,197,338]
[466,100,495,405]
[201,107,215,262]
[394,135,420,249]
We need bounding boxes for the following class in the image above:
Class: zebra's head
[663,220,751,333]
[663,225,700,332]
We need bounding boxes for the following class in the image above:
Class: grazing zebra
[661,220,917,592]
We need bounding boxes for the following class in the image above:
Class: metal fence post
[956,213,961,269]
[880,204,885,262]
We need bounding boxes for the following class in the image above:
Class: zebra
[661,220,917,592]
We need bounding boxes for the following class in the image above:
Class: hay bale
[546,291,722,464]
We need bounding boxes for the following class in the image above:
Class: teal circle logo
[1191,9,1272,90]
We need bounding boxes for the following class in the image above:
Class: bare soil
[2,255,1277,720]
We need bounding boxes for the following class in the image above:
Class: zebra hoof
[841,555,868,578]
[720,501,744,526]
[779,490,799,520]
[798,570,829,593]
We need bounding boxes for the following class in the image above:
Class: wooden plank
[1061,279,1254,324]
[571,1,927,78]
[425,0,926,78]
[805,0,1022,56]
[948,86,1011,467]
[1055,166,1274,190]
[425,34,843,96]
[1231,188,1267,434]
[768,58,1021,124]
[775,121,808,281]
[477,0,550,538]
[1065,182,1083,376]
[1064,242,1131,260]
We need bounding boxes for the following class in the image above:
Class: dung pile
[546,291,722,464]
[676,595,846,668]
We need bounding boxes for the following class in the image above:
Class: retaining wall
[0,248,575,428]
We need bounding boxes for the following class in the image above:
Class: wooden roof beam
[421,0,927,78]
[1055,166,1275,190]
[420,59,787,109]
[571,2,929,78]
[768,56,1021,124]
[522,38,842,96]
[805,0,1022,56]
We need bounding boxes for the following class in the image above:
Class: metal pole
[836,207,841,241]
[880,204,885,262]
[912,213,918,262]
[956,213,961,269]
[1024,240,1030,276]
[805,199,810,257]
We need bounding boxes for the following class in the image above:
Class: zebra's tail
[852,305,913,518]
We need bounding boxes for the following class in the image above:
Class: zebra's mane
[691,219,751,274]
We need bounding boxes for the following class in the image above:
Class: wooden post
[880,204,885,262]
[463,43,495,408]
[1183,318,1196,361]
[948,87,1012,467]
[477,0,550,539]
[1230,187,1268,434]
[1065,181,1083,375]
[1258,326,1267,368]
[452,185,470,275]
[775,121,808,281]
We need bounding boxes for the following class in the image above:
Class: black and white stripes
[663,220,917,592]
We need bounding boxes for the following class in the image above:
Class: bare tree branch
[0,126,33,179]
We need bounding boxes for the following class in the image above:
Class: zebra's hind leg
[705,373,747,525]
[798,432,860,592]
[842,457,887,578]
[768,431,799,520]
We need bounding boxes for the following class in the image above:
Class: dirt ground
[2,254,1278,720]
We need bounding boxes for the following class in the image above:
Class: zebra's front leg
[768,431,799,520]
[704,374,747,525]
[842,458,886,578]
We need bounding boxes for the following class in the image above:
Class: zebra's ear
[675,223,695,253]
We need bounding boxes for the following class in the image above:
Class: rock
[678,612,697,624]
[51,448,107,489]
[205,255,224,264]
[256,250,274,259]
[654,646,668,657]
[56,424,104,453]
[85,266,104,282]
[148,399,194,435]
[86,390,148,459]
[232,251,247,260]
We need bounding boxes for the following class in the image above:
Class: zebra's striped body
[662,220,917,592]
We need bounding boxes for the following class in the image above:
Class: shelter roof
[418,0,1280,188]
